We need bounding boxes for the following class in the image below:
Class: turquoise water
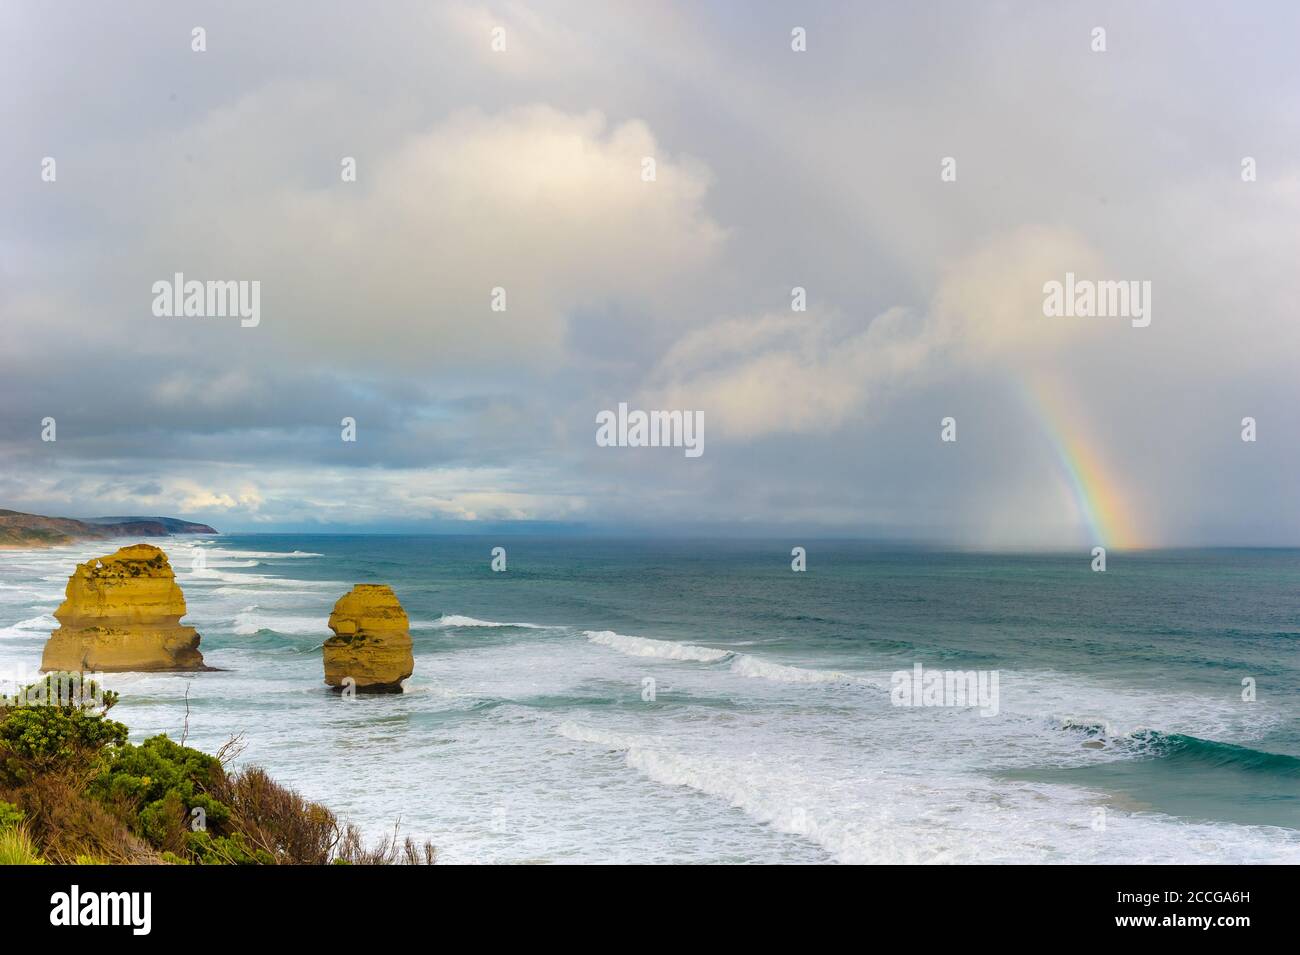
[1,536,1296,863]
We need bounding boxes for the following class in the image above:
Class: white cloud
[110,98,725,372]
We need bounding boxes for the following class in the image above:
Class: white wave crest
[199,548,323,560]
[584,630,730,662]
[232,606,325,636]
[434,614,550,629]
[0,614,58,638]
[557,722,639,748]
[728,654,864,684]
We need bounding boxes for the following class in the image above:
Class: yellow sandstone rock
[40,544,207,672]
[323,584,413,693]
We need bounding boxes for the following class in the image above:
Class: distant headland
[0,508,217,548]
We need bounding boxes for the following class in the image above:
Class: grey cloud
[2,1,1298,543]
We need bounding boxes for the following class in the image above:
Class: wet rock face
[323,584,414,693]
[40,544,207,672]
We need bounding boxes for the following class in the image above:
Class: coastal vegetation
[0,673,433,865]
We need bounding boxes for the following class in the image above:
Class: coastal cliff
[0,509,217,549]
[40,544,208,672]
[323,584,414,693]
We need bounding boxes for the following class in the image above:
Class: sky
[2,1,1298,547]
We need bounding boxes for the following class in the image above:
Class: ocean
[1,535,1296,864]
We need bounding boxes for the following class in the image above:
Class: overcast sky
[3,1,1298,546]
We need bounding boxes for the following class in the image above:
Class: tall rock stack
[322,584,414,693]
[40,544,207,672]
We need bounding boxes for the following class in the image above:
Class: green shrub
[95,735,225,811]
[93,734,232,855]
[0,674,128,786]
[0,800,23,829]
[0,705,129,772]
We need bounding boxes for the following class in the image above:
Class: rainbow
[1018,376,1140,550]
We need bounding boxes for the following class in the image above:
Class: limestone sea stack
[322,585,414,693]
[40,544,208,672]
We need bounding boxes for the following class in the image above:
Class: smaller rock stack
[322,584,414,693]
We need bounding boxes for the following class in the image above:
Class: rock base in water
[323,584,414,693]
[40,543,208,672]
